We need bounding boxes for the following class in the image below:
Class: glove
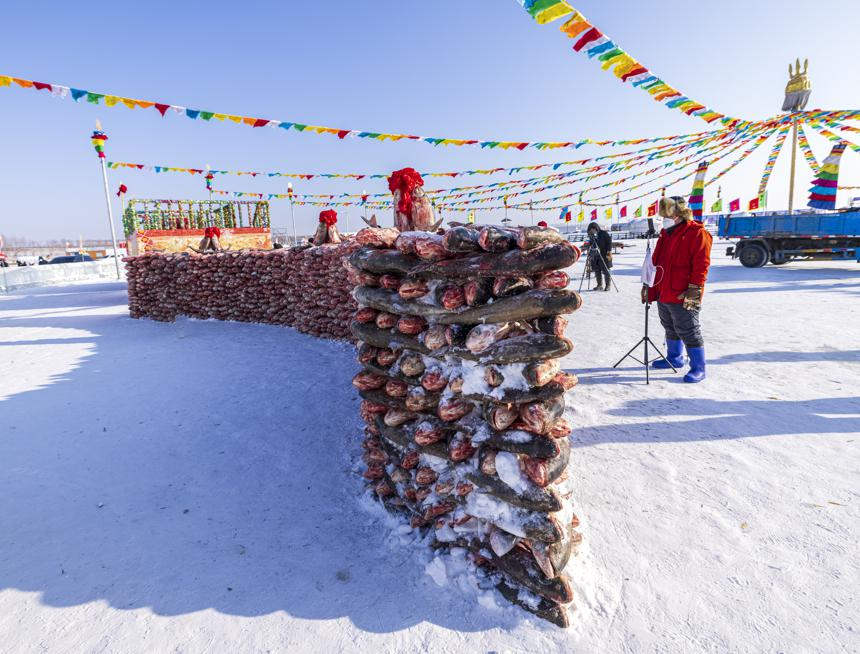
[641,285,649,304]
[677,284,703,310]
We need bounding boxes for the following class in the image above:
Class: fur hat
[658,196,693,221]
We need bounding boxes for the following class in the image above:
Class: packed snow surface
[0,244,858,652]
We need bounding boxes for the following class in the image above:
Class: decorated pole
[782,58,812,214]
[288,182,297,244]
[361,189,368,225]
[788,119,799,213]
[91,122,121,279]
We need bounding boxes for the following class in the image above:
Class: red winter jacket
[647,220,713,304]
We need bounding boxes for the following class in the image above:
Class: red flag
[620,205,627,218]
[590,209,597,220]
[647,200,658,217]
[748,197,759,211]
[729,198,740,212]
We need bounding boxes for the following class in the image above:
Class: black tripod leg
[612,338,646,368]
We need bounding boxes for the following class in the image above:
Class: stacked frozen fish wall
[350,224,584,627]
[125,242,360,338]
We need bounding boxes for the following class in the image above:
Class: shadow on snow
[0,283,524,634]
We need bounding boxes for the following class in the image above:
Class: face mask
[663,218,676,229]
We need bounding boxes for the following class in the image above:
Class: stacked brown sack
[125,242,360,339]
[350,224,584,627]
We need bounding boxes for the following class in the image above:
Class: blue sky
[1,0,858,241]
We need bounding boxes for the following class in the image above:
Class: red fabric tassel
[387,167,424,218]
[116,184,127,197]
[204,227,221,239]
[319,210,338,226]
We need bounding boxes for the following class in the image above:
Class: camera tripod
[612,300,677,384]
[578,235,619,293]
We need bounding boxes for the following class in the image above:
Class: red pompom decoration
[387,167,424,218]
[537,220,548,228]
[319,210,338,226]
[204,226,221,239]
[116,184,128,197]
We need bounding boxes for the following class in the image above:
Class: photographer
[586,221,612,291]
[641,196,712,383]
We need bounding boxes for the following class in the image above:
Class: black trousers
[589,253,610,285]
[657,301,703,348]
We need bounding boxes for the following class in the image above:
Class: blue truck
[718,209,860,267]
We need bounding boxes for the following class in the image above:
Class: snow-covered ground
[1,243,857,653]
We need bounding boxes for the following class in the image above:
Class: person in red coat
[640,196,713,382]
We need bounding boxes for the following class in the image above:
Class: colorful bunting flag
[647,200,658,217]
[808,141,847,210]
[604,207,613,220]
[590,208,597,220]
[634,205,642,218]
[710,198,723,212]
[620,205,627,218]
[729,198,740,212]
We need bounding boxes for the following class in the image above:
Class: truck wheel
[739,243,769,268]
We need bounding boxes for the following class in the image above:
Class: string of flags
[2,73,853,153]
[0,73,782,151]
[101,126,744,197]
[758,124,791,194]
[797,123,821,174]
[519,0,741,125]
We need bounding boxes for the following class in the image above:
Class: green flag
[710,198,723,212]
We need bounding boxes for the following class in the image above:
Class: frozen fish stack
[350,223,583,627]
[125,242,360,339]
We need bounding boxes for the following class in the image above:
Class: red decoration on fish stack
[312,209,342,245]
[387,167,437,232]
[350,199,584,627]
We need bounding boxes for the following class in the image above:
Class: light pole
[287,182,296,244]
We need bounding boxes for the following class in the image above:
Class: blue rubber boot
[652,339,685,369]
[684,346,706,383]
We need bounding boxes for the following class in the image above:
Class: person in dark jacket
[641,196,713,382]
[586,221,612,291]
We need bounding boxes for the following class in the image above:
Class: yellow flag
[605,207,613,220]
[468,211,475,224]
[577,209,584,222]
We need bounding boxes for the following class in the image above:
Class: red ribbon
[204,227,221,239]
[387,167,424,217]
[319,210,338,226]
